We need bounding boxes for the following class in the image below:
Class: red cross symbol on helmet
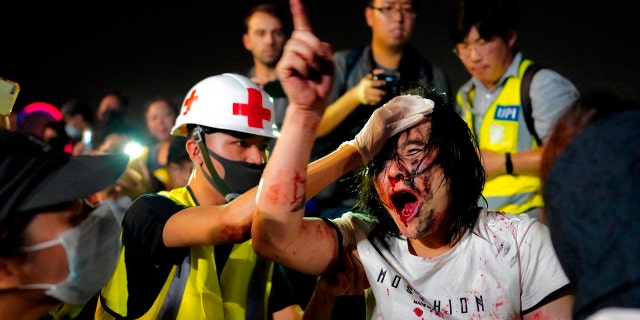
[233,87,271,129]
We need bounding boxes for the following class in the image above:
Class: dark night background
[2,0,637,122]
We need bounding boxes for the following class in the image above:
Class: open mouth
[390,191,419,223]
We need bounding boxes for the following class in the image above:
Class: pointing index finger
[290,0,312,32]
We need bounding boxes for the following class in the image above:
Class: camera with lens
[372,73,399,100]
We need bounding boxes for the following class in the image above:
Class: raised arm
[252,0,341,275]
[253,0,434,276]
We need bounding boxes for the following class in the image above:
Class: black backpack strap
[521,63,544,146]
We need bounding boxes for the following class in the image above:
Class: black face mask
[208,150,265,201]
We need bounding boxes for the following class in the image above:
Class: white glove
[343,95,435,163]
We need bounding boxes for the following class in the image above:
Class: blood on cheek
[375,173,394,210]
[376,173,414,228]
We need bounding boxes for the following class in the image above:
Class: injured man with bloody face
[253,85,575,320]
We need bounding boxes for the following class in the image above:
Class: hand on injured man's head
[343,95,435,163]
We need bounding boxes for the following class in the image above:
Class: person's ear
[364,6,374,27]
[186,139,202,165]
[242,33,252,51]
[507,30,518,48]
[0,258,22,290]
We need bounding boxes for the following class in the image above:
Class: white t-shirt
[334,208,569,319]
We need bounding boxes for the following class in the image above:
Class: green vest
[97,187,273,319]
[456,60,543,214]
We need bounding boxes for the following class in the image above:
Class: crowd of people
[1,0,639,319]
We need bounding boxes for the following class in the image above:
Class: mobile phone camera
[372,74,399,98]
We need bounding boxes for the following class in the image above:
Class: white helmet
[171,73,279,138]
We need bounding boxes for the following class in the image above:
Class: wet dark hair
[355,86,485,244]
[448,0,519,45]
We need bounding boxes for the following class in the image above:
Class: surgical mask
[209,150,265,201]
[64,124,82,141]
[101,196,132,224]
[17,202,122,305]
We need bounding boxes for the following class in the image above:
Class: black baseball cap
[0,130,129,223]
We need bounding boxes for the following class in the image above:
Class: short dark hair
[143,95,179,117]
[366,0,419,13]
[243,3,291,35]
[61,99,95,125]
[448,0,519,44]
[99,89,129,109]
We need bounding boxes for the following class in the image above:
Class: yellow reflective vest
[96,187,273,320]
[456,59,543,214]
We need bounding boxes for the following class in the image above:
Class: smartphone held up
[0,77,20,116]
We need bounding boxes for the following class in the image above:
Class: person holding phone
[0,77,20,126]
[307,0,452,223]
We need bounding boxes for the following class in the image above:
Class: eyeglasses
[368,5,416,18]
[453,38,496,59]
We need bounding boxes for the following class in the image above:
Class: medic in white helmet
[171,73,279,202]
[96,73,300,319]
[94,0,423,318]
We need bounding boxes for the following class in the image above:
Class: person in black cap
[542,93,640,319]
[0,129,128,319]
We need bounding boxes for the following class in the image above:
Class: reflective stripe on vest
[456,60,543,214]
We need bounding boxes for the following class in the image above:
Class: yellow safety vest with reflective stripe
[96,187,273,320]
[456,59,543,214]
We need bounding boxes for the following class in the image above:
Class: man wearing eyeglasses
[448,0,579,220]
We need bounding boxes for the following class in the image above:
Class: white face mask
[17,202,122,305]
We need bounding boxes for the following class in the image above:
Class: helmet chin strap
[192,126,237,202]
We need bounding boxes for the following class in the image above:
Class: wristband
[505,152,514,175]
